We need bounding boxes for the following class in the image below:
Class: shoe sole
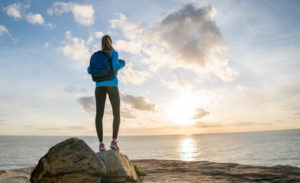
[110,146,119,151]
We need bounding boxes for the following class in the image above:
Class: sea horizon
[1,128,299,137]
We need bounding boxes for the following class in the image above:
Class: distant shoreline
[1,159,300,183]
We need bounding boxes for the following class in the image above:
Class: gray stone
[96,150,138,183]
[30,138,106,183]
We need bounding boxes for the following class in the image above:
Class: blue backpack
[89,50,114,82]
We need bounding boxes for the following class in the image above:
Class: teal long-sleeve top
[87,50,125,88]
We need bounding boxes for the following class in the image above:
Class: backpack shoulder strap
[98,50,114,74]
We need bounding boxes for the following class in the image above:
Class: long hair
[101,35,114,56]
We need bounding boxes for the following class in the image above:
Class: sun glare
[167,95,197,126]
[179,138,198,161]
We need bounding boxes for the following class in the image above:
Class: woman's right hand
[118,59,125,63]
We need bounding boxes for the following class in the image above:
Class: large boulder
[30,138,106,183]
[96,150,138,183]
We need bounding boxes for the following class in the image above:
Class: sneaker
[110,140,120,151]
[99,143,106,152]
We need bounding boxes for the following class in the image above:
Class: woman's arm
[111,50,125,72]
[87,66,91,74]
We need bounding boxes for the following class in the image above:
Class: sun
[167,95,197,126]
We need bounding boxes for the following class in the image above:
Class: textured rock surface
[30,138,105,183]
[96,150,138,183]
[133,159,300,183]
[2,160,300,183]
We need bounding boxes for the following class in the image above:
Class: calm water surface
[0,129,299,170]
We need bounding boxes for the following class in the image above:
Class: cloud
[3,3,26,19]
[121,106,136,119]
[44,42,49,48]
[64,85,87,93]
[110,13,144,40]
[119,63,148,85]
[25,12,44,25]
[193,120,270,128]
[77,94,155,115]
[77,96,95,114]
[3,3,53,28]
[121,94,155,112]
[228,121,271,127]
[194,121,224,128]
[58,31,90,65]
[0,25,17,43]
[0,25,9,38]
[161,75,192,91]
[77,95,136,119]
[47,2,95,26]
[110,4,238,81]
[94,32,104,38]
[193,108,210,120]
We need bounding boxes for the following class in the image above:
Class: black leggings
[95,87,120,142]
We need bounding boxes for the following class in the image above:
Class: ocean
[0,129,299,170]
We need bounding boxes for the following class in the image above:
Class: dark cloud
[77,95,137,118]
[121,94,155,112]
[77,96,95,114]
[193,108,210,120]
[148,4,236,81]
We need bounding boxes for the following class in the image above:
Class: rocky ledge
[1,137,300,183]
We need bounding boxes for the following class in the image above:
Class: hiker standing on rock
[87,35,125,152]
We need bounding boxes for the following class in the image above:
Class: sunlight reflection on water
[179,138,199,161]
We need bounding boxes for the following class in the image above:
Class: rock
[30,138,106,183]
[96,150,138,183]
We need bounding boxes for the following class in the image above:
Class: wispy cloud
[24,124,88,131]
[193,108,210,120]
[47,2,95,26]
[121,94,155,112]
[0,25,9,38]
[194,120,271,128]
[0,25,17,43]
[64,85,87,93]
[119,63,148,85]
[77,95,136,119]
[161,76,192,91]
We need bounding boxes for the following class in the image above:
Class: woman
[87,35,125,151]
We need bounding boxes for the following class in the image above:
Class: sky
[0,0,299,136]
